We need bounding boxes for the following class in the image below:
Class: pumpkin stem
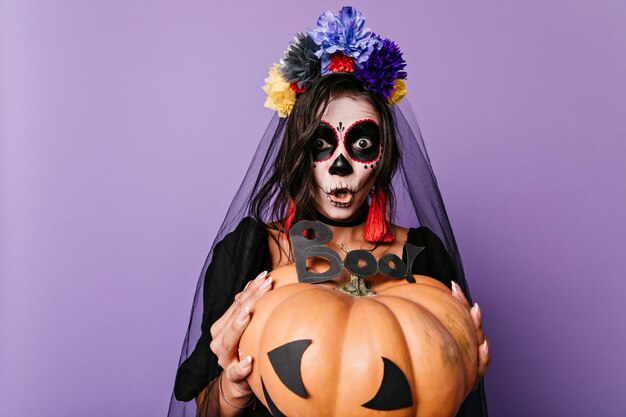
[336,243,376,297]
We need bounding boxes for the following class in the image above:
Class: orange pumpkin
[239,264,477,417]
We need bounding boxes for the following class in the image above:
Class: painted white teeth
[326,190,355,207]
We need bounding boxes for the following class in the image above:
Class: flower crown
[263,6,408,118]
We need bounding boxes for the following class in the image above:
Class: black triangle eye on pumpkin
[267,339,311,399]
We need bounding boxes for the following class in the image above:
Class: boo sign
[289,220,425,285]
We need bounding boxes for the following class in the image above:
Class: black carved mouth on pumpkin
[262,377,287,417]
[262,339,413,414]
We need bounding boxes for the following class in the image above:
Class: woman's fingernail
[238,306,250,322]
[475,302,481,321]
[260,277,273,290]
[451,281,459,294]
[240,355,252,368]
[244,281,251,291]
[482,340,489,355]
[255,271,268,283]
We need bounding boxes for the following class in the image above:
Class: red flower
[328,53,354,73]
[289,82,306,94]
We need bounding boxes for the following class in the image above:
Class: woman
[169,7,490,417]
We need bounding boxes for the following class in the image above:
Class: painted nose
[329,154,353,176]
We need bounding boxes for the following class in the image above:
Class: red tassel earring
[284,198,297,235]
[363,188,394,243]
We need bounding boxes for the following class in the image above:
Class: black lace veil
[167,99,488,416]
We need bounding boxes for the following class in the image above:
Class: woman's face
[311,94,382,221]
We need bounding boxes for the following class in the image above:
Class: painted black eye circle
[312,123,338,161]
[345,120,381,162]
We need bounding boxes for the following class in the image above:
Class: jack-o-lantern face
[239,265,478,417]
[263,339,413,416]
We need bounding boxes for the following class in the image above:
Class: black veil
[167,98,488,416]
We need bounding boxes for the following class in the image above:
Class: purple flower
[353,37,407,99]
[308,6,381,74]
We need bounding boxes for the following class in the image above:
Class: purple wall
[1,1,625,416]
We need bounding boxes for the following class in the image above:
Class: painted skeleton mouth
[322,185,359,208]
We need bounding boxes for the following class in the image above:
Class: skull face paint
[311,95,382,221]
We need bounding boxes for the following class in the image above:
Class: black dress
[174,217,488,416]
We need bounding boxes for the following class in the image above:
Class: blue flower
[353,37,407,100]
[308,6,381,75]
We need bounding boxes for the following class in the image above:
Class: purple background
[1,1,625,416]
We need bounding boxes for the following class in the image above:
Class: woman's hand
[450,281,491,391]
[209,270,274,406]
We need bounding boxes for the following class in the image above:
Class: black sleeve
[404,226,457,289]
[174,217,272,402]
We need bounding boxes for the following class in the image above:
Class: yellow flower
[262,63,296,117]
[388,78,407,106]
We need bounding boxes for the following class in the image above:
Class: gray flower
[279,33,321,90]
